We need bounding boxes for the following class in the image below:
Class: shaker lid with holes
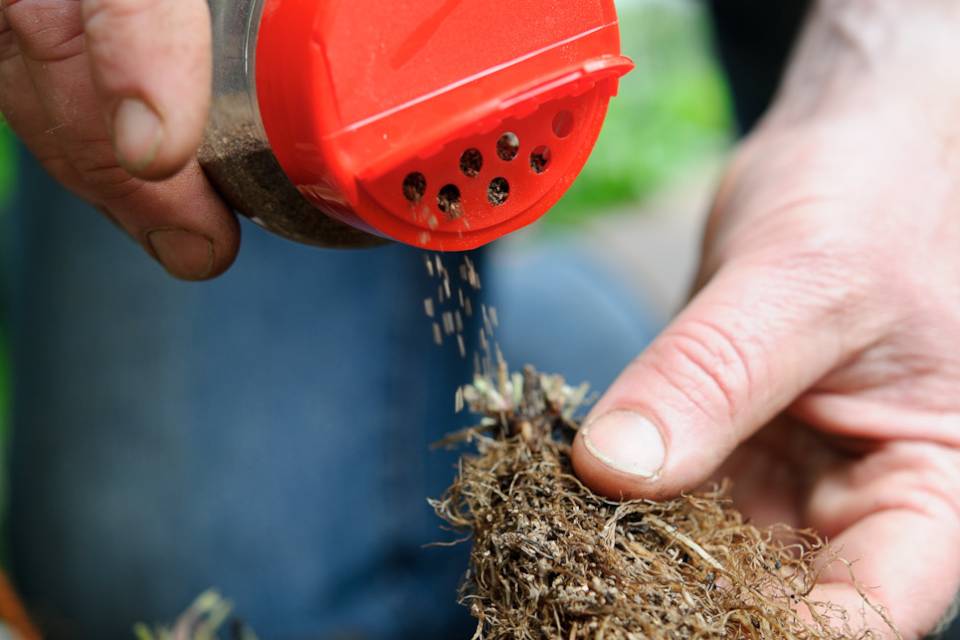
[256,0,633,251]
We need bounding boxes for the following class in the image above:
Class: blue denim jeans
[2,151,658,639]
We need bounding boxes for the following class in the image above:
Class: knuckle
[765,242,878,338]
[81,164,140,199]
[83,0,158,50]
[38,150,142,209]
[83,0,152,24]
[5,0,83,62]
[651,320,755,425]
[44,137,142,200]
[907,446,960,527]
[70,140,140,197]
[0,38,18,66]
[730,229,880,344]
[0,9,18,62]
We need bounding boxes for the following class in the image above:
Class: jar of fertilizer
[199,0,633,251]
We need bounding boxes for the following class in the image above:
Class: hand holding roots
[432,364,893,639]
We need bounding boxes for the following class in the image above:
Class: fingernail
[581,410,666,479]
[113,98,162,172]
[145,228,214,280]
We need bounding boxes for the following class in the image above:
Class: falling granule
[422,252,493,361]
[432,322,442,345]
[461,255,481,290]
[480,304,495,336]
[455,386,465,413]
[197,95,382,250]
[488,306,498,327]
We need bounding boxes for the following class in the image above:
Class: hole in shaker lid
[487,177,510,206]
[402,172,427,202]
[459,148,483,177]
[496,132,520,161]
[530,146,551,174]
[438,184,463,218]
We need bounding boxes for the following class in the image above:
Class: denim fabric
[489,242,660,394]
[2,151,659,640]
[4,151,480,640]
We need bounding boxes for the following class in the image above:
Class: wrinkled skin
[0,0,237,279]
[574,2,960,637]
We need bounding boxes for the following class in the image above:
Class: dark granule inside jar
[198,101,385,249]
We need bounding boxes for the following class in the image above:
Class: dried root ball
[432,366,893,640]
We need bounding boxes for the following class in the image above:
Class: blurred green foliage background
[548,0,731,224]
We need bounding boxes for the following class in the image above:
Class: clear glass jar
[198,0,382,248]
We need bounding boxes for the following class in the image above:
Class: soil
[198,97,385,248]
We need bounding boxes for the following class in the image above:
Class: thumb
[82,0,212,178]
[571,257,864,500]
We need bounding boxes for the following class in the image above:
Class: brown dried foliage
[432,364,889,640]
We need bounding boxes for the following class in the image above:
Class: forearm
[766,0,960,132]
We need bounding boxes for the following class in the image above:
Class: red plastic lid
[256,0,632,251]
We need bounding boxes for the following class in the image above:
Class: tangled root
[432,365,891,639]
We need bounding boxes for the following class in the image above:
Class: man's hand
[0,0,238,279]
[573,2,960,637]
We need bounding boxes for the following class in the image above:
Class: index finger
[82,0,211,178]
[805,442,960,638]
